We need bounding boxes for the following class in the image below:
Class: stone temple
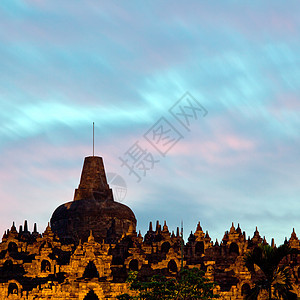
[0,155,300,299]
[50,156,136,244]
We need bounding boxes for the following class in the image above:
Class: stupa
[50,156,136,243]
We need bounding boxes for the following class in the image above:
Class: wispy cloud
[0,1,299,243]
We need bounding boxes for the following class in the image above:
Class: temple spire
[93,122,95,157]
[73,156,113,202]
[24,220,28,232]
[149,221,153,232]
[34,223,37,233]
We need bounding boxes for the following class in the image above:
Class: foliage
[244,243,297,300]
[117,267,219,300]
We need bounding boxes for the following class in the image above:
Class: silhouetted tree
[244,244,297,300]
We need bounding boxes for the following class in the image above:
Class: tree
[117,267,219,300]
[244,243,297,300]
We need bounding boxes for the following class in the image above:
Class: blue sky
[0,0,300,244]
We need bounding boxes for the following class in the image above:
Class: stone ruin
[0,155,299,299]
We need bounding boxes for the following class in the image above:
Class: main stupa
[50,156,136,243]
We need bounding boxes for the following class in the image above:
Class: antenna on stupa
[180,220,184,270]
[93,122,95,156]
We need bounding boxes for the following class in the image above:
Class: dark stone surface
[50,156,136,243]
[51,198,136,243]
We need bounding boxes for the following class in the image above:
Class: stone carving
[0,156,299,299]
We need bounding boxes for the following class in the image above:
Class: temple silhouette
[0,155,299,299]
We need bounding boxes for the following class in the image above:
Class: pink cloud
[223,135,255,151]
[273,93,300,111]
[167,132,256,165]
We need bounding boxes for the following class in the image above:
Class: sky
[0,0,299,245]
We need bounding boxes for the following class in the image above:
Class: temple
[0,155,299,299]
[50,156,136,243]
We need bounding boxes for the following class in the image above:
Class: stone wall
[0,220,300,299]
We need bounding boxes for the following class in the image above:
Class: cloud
[0,1,299,244]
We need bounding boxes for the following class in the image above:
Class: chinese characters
[120,92,207,182]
